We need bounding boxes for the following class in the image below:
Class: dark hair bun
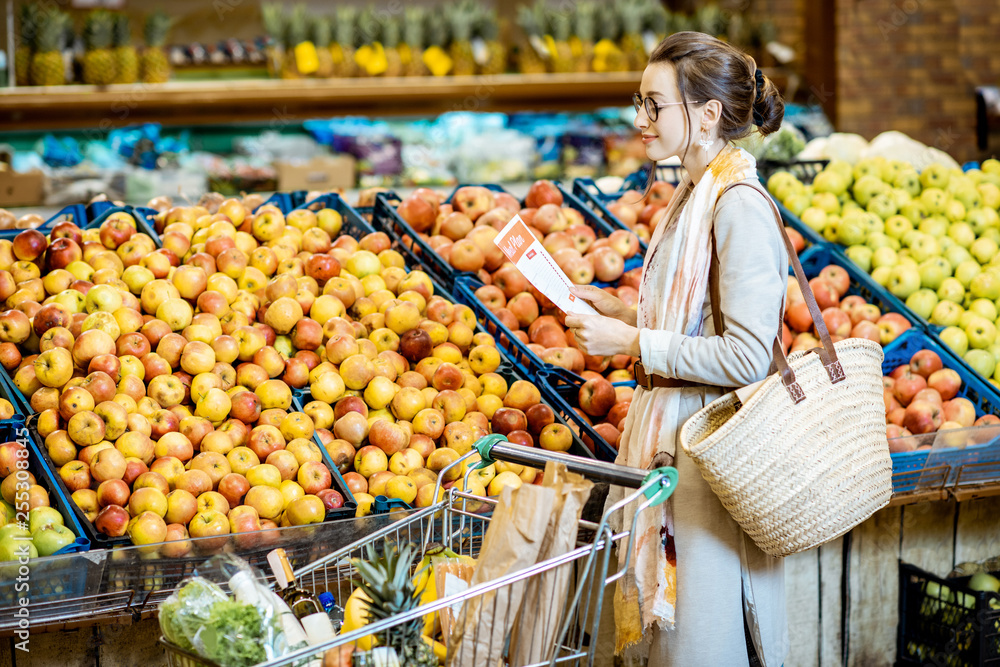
[754,73,784,136]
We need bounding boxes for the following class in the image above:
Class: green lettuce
[159,578,228,652]
[197,600,268,667]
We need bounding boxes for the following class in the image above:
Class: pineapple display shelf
[0,71,641,130]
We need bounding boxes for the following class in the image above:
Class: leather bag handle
[710,181,845,404]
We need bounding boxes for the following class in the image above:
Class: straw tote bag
[679,182,893,558]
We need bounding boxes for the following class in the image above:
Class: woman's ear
[702,99,723,132]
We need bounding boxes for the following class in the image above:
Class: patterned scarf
[610,145,760,654]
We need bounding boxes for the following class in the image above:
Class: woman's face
[634,63,701,162]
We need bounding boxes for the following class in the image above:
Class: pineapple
[282,4,307,79]
[261,3,286,78]
[16,3,40,86]
[422,18,452,77]
[311,15,334,78]
[448,1,476,76]
[515,4,548,74]
[548,7,573,73]
[477,9,506,76]
[620,0,646,72]
[29,9,66,87]
[382,16,403,78]
[593,5,628,73]
[351,543,438,667]
[112,13,137,84]
[332,6,358,78]
[572,2,596,74]
[139,11,171,83]
[83,10,115,85]
[401,7,429,77]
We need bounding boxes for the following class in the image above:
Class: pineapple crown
[112,13,131,48]
[402,7,425,47]
[285,4,308,47]
[547,7,572,41]
[449,0,477,43]
[619,0,647,35]
[351,542,424,642]
[355,6,382,46]
[474,7,500,41]
[694,4,727,37]
[574,2,597,42]
[516,4,543,37]
[260,3,285,43]
[382,16,400,49]
[426,15,449,49]
[84,9,114,51]
[18,3,41,47]
[33,9,67,53]
[143,11,171,49]
[310,15,331,49]
[334,6,357,46]
[645,4,670,35]
[598,4,622,41]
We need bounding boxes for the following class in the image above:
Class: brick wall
[834,0,1000,162]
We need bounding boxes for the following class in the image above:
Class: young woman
[566,32,789,667]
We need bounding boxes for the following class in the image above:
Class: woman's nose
[634,112,648,131]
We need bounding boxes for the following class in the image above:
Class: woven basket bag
[679,182,893,558]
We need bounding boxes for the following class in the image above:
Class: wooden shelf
[0,72,642,130]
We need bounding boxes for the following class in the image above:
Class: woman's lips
[641,134,657,144]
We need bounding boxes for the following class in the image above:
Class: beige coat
[596,182,790,667]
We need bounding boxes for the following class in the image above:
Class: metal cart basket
[162,435,678,667]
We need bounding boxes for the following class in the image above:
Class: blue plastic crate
[85,203,163,247]
[0,204,89,242]
[257,191,309,214]
[0,358,32,422]
[620,164,687,191]
[292,192,375,238]
[571,178,651,255]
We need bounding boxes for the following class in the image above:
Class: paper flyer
[493,214,598,316]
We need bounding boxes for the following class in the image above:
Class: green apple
[890,188,913,210]
[900,201,927,225]
[53,289,86,314]
[947,222,976,248]
[838,215,869,246]
[982,228,1000,246]
[970,237,1000,265]
[885,215,914,239]
[812,192,841,214]
[987,343,1000,364]
[971,272,1000,301]
[920,187,949,215]
[951,184,982,211]
[827,160,854,183]
[32,524,75,557]
[968,169,986,185]
[918,216,949,238]
[945,199,967,223]
[853,159,883,183]
[966,315,998,349]
[0,501,14,525]
[28,507,63,534]
[945,245,974,270]
[894,170,922,197]
[937,277,967,304]
[868,193,899,220]
[863,212,885,235]
[910,234,942,262]
[965,349,997,379]
[969,298,999,322]
[783,193,811,217]
[939,326,970,355]
[822,219,841,243]
[866,232,894,251]
[872,247,899,269]
[918,258,951,290]
[853,175,890,207]
[0,536,37,563]
[969,572,1000,594]
[939,236,956,252]
[813,170,848,196]
[871,266,893,287]
[767,172,799,198]
[881,160,907,183]
[901,229,923,249]
[930,300,964,327]
[959,310,983,330]
[899,256,919,269]
[844,245,873,273]
[956,260,983,288]
[800,207,828,232]
[977,183,1000,209]
[920,164,952,190]
[983,158,1000,175]
[967,207,1000,234]
[905,289,939,320]
[273,334,293,358]
[888,264,922,299]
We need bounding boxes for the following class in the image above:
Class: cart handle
[474,434,678,507]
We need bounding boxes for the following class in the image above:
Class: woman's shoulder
[716,180,776,215]
[713,181,786,251]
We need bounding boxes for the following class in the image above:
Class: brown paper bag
[508,463,593,664]
[446,479,556,667]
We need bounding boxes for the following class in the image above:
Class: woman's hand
[564,313,640,358]
[569,285,637,326]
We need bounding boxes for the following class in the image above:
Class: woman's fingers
[569,285,605,303]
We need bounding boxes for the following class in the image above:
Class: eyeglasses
[633,92,705,122]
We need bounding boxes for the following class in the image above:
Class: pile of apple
[0,209,53,232]
[393,180,644,287]
[768,158,1000,387]
[784,262,913,353]
[598,180,808,255]
[884,347,1000,451]
[282,251,576,512]
[0,205,361,550]
[0,439,81,558]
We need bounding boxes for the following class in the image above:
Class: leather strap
[709,181,845,404]
[634,360,704,391]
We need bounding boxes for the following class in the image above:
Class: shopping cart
[162,435,678,667]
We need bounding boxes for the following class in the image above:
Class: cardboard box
[0,169,46,207]
[274,155,355,192]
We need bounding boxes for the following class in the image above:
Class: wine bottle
[267,548,337,646]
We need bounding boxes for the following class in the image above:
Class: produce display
[883,346,1000,449]
[767,158,1000,388]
